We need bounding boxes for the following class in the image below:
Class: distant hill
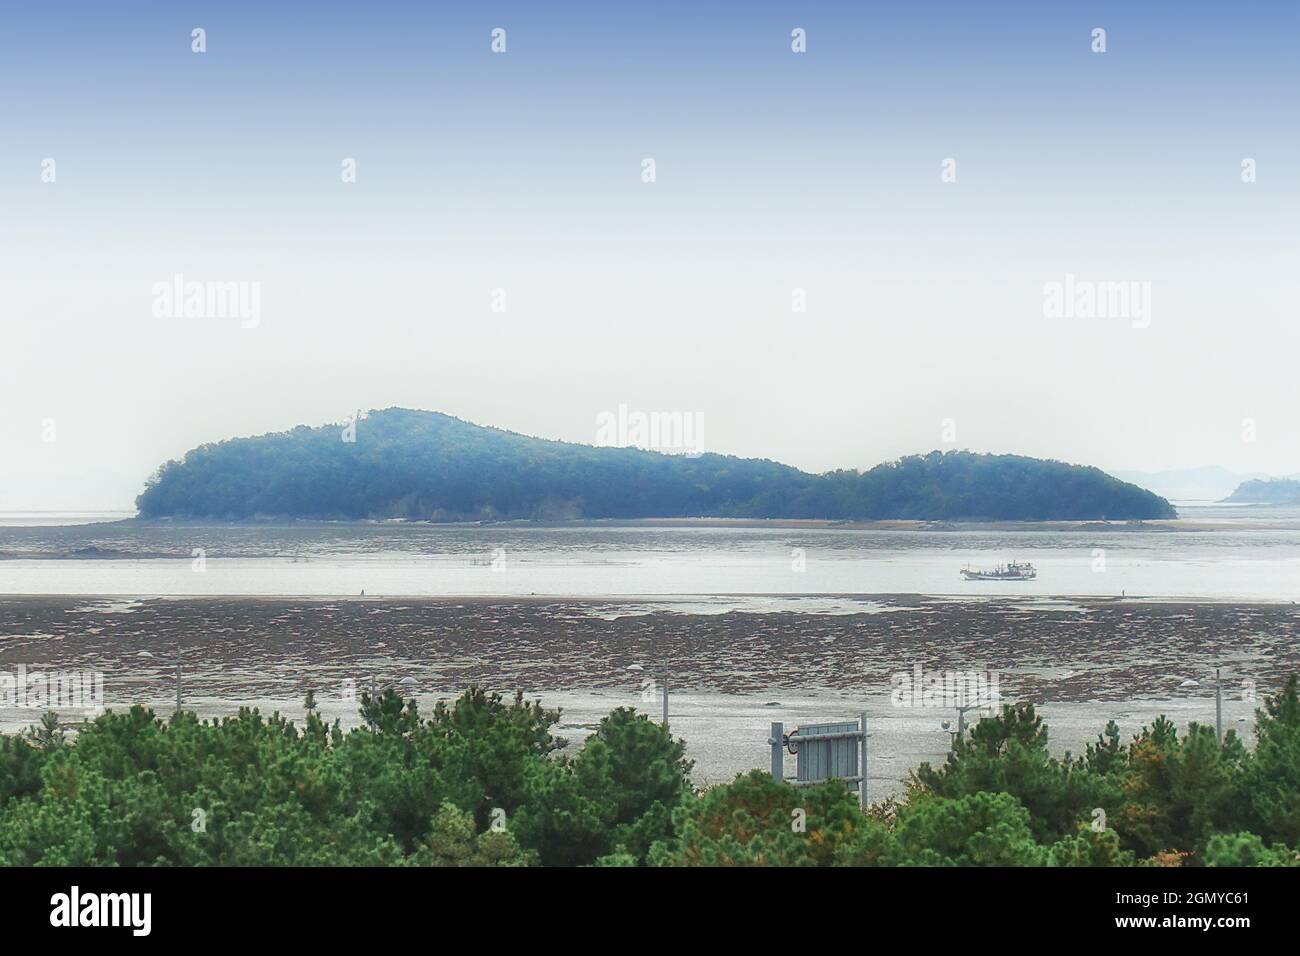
[1222,478,1300,505]
[135,408,1177,522]
[1113,465,1267,503]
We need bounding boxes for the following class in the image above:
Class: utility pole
[1215,667,1223,744]
[662,664,669,728]
[175,657,183,714]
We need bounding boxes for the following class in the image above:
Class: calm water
[1,508,1298,601]
[0,511,135,527]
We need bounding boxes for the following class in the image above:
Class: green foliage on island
[2,678,1297,867]
[134,408,1175,521]
[1223,478,1300,505]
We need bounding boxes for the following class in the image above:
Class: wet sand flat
[1,595,1295,795]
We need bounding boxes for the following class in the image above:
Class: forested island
[1223,478,1300,505]
[135,408,1176,521]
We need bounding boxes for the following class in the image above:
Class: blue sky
[2,2,1297,507]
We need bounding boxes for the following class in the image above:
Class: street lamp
[942,702,989,751]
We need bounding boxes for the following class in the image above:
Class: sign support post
[859,712,868,809]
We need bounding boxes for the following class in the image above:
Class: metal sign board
[769,713,869,808]
[795,721,860,783]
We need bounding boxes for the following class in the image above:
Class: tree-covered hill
[1223,478,1300,505]
[134,408,1176,521]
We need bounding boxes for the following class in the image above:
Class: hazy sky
[3,2,1298,509]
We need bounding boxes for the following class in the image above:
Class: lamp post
[628,662,668,727]
[944,702,986,751]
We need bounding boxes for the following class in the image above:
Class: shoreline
[0,592,1296,606]
[10,512,1300,534]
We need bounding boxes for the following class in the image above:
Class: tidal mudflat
[2,595,1294,796]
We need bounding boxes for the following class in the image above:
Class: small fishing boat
[960,561,1037,581]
